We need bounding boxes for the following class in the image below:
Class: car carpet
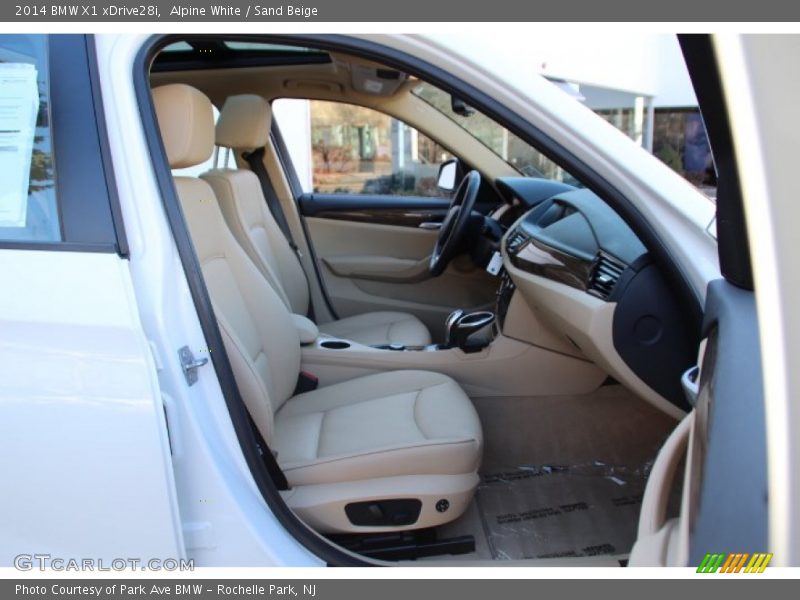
[474,460,681,560]
[429,387,682,562]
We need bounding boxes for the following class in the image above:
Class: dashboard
[496,177,697,414]
[505,189,646,301]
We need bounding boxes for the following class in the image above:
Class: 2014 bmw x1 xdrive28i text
[0,33,795,567]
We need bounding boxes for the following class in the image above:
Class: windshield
[411,81,582,186]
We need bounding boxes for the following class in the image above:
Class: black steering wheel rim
[429,170,481,276]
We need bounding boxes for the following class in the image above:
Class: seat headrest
[216,94,272,151]
[152,84,214,169]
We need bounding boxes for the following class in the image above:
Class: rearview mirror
[451,96,475,117]
[437,159,459,192]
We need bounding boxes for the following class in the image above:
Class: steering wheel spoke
[429,170,481,276]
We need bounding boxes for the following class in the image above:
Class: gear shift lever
[444,309,465,348]
[443,310,496,352]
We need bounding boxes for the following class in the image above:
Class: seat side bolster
[281,437,482,487]
[216,312,277,442]
[203,170,293,310]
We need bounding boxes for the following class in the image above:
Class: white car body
[0,33,794,567]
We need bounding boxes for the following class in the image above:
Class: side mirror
[437,159,459,192]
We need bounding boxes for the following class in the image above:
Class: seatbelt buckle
[294,370,319,395]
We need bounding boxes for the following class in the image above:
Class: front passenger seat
[152,84,482,534]
[202,94,432,348]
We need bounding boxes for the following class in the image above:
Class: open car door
[632,34,800,567]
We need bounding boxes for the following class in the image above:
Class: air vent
[506,230,529,254]
[587,254,626,299]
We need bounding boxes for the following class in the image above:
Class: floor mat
[476,462,654,560]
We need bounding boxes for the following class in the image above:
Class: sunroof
[162,41,193,52]
[153,39,331,72]
[224,41,324,54]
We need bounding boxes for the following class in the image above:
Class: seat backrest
[202,94,310,316]
[152,84,300,442]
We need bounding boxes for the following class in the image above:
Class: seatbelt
[242,145,315,322]
[248,412,289,491]
[242,146,299,255]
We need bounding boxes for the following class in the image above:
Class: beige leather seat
[201,94,432,348]
[153,84,482,534]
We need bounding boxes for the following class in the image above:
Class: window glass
[161,41,325,56]
[224,41,325,56]
[528,35,717,201]
[590,100,716,200]
[0,34,59,242]
[411,81,582,186]
[653,108,716,198]
[273,98,452,197]
[162,41,193,51]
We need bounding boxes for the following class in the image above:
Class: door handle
[418,222,442,230]
[681,365,700,407]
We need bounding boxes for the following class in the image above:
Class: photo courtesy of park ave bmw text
[0,0,799,594]
[14,584,317,597]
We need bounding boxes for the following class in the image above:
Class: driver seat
[201,94,431,347]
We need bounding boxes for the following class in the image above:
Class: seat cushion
[273,370,482,486]
[318,311,431,347]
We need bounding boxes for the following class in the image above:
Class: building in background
[528,33,716,197]
[271,34,716,198]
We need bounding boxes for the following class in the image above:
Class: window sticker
[0,63,39,228]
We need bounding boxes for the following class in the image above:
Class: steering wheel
[429,170,481,276]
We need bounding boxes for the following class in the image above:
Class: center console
[314,309,498,355]
[441,309,496,353]
[300,291,606,397]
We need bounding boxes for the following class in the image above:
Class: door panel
[300,193,451,227]
[0,250,183,563]
[644,34,774,566]
[305,213,498,340]
[686,279,767,564]
[279,99,501,340]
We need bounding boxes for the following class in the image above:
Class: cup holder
[459,311,495,328]
[320,340,351,350]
